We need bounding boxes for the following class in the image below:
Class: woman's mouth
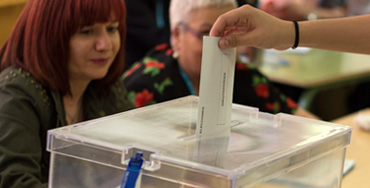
[91,58,110,66]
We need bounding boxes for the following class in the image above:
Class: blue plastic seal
[120,152,144,188]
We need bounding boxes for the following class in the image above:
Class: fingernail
[220,39,229,47]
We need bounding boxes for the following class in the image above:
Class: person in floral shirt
[123,0,317,118]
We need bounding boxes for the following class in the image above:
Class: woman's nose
[95,31,112,51]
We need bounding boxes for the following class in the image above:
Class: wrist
[277,20,296,50]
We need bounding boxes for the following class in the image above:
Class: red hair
[0,0,126,95]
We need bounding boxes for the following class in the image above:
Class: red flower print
[134,89,154,107]
[236,62,249,70]
[155,43,169,51]
[254,84,269,98]
[266,102,280,113]
[266,103,275,111]
[286,98,298,109]
[124,63,141,77]
[145,61,165,69]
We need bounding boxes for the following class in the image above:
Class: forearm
[298,15,370,54]
[213,5,370,54]
[0,80,48,188]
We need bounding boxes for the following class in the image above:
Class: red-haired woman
[0,0,134,187]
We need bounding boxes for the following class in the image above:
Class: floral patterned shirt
[123,44,298,114]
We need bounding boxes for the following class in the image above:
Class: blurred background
[1,0,369,121]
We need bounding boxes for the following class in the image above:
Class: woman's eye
[79,28,94,35]
[107,26,119,33]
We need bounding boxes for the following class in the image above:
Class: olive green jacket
[0,67,134,188]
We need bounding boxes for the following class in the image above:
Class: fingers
[209,17,226,37]
[219,35,238,48]
[210,5,257,49]
[210,5,252,37]
[210,14,235,37]
[211,4,292,50]
[219,32,256,49]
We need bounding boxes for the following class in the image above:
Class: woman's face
[68,21,120,83]
[173,5,234,81]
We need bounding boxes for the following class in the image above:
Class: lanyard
[155,0,165,29]
[178,66,197,96]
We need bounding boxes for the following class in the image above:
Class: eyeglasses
[178,22,210,40]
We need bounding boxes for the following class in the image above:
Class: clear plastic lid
[47,96,351,182]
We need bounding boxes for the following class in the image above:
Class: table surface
[332,108,370,188]
[258,48,370,88]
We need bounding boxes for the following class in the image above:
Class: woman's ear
[171,26,181,52]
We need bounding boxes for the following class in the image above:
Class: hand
[210,5,294,50]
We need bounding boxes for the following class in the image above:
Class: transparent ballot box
[47,96,351,188]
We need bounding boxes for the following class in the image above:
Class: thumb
[218,35,239,49]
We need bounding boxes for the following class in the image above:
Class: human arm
[0,69,49,188]
[0,115,48,188]
[210,5,370,54]
[297,15,370,54]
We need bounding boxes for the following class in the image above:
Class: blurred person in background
[124,0,259,70]
[123,0,318,119]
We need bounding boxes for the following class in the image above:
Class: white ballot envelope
[196,36,236,140]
